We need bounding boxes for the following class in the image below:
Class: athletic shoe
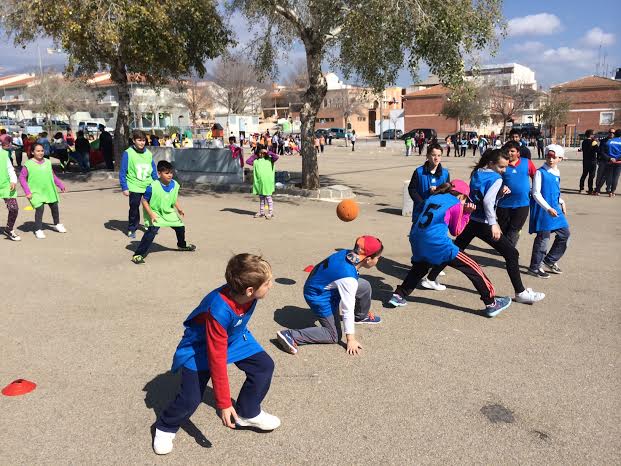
[52,223,67,233]
[355,312,381,324]
[254,212,264,218]
[527,267,550,279]
[542,260,562,274]
[127,231,136,239]
[34,229,46,239]
[265,213,273,220]
[420,277,446,291]
[388,293,407,307]
[438,271,446,277]
[178,244,196,252]
[514,288,545,304]
[484,296,512,317]
[131,255,145,264]
[153,429,175,455]
[4,229,21,241]
[236,410,281,431]
[276,330,298,354]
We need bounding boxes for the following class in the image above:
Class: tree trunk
[111,58,130,171]
[501,120,507,141]
[300,37,327,190]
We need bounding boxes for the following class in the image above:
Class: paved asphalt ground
[2,140,620,464]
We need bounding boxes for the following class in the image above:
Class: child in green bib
[119,129,158,238]
[1,147,20,241]
[19,143,67,239]
[131,160,196,264]
[246,145,279,219]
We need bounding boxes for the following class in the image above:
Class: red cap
[354,236,383,259]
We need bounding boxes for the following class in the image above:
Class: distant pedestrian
[579,129,598,194]
[351,130,356,152]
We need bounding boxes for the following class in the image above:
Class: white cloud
[582,27,615,46]
[507,13,562,37]
[540,47,596,69]
[512,41,545,53]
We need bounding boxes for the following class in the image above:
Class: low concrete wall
[150,147,243,184]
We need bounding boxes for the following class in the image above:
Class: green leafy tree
[232,0,504,188]
[441,81,490,135]
[2,0,233,167]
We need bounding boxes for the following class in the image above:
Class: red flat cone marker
[2,379,37,396]
[303,265,314,273]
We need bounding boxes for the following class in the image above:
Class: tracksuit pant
[155,351,274,433]
[128,192,144,232]
[34,202,60,231]
[529,227,570,271]
[3,198,18,231]
[496,205,529,247]
[427,220,526,295]
[595,161,611,193]
[395,251,495,306]
[288,277,372,345]
[579,162,597,192]
[134,225,187,257]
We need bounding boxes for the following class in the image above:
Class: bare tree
[537,95,570,142]
[209,56,267,115]
[441,81,490,135]
[489,85,537,139]
[178,79,213,129]
[339,87,367,145]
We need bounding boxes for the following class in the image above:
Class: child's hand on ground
[346,337,362,356]
[122,190,129,197]
[547,208,559,217]
[220,406,239,429]
[491,223,502,240]
[26,193,32,199]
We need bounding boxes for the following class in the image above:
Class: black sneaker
[527,267,550,279]
[178,244,196,252]
[542,260,562,274]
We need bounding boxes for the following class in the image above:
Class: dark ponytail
[431,182,461,197]
[470,148,508,178]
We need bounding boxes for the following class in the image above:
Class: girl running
[246,145,279,219]
[425,149,545,305]
[19,143,67,239]
[0,144,20,241]
[388,180,511,317]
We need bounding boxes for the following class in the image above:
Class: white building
[467,63,537,90]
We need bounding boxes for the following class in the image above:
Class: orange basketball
[336,199,359,222]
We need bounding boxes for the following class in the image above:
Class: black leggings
[34,202,60,230]
[396,251,495,305]
[428,220,525,294]
[496,205,529,247]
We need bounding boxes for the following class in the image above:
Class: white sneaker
[153,428,175,455]
[34,229,46,239]
[5,230,21,241]
[438,271,446,277]
[236,410,281,431]
[53,223,67,233]
[515,288,545,304]
[420,277,446,291]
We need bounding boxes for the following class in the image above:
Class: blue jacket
[606,137,621,160]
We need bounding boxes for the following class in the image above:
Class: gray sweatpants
[289,278,372,345]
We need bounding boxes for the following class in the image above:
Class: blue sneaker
[276,330,298,354]
[128,231,136,239]
[388,293,407,307]
[484,296,511,318]
[355,312,381,324]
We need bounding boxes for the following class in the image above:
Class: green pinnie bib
[252,157,276,196]
[0,149,17,198]
[144,180,184,228]
[24,158,59,208]
[126,146,154,193]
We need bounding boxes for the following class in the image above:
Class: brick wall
[552,85,621,133]
[403,95,458,137]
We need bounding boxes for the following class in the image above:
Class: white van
[78,120,113,134]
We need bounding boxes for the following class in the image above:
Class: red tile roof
[403,85,450,99]
[552,75,621,90]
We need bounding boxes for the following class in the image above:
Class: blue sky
[0,0,618,89]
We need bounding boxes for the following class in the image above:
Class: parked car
[0,117,17,126]
[47,119,71,131]
[380,129,403,139]
[400,128,437,141]
[78,120,113,134]
[328,127,347,139]
[314,128,333,138]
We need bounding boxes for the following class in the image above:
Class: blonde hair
[225,253,272,294]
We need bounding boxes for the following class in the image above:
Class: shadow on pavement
[377,207,402,216]
[409,296,484,317]
[124,242,179,255]
[376,256,410,281]
[103,219,146,234]
[220,207,256,216]
[144,371,213,449]
[274,278,296,285]
[273,306,317,328]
